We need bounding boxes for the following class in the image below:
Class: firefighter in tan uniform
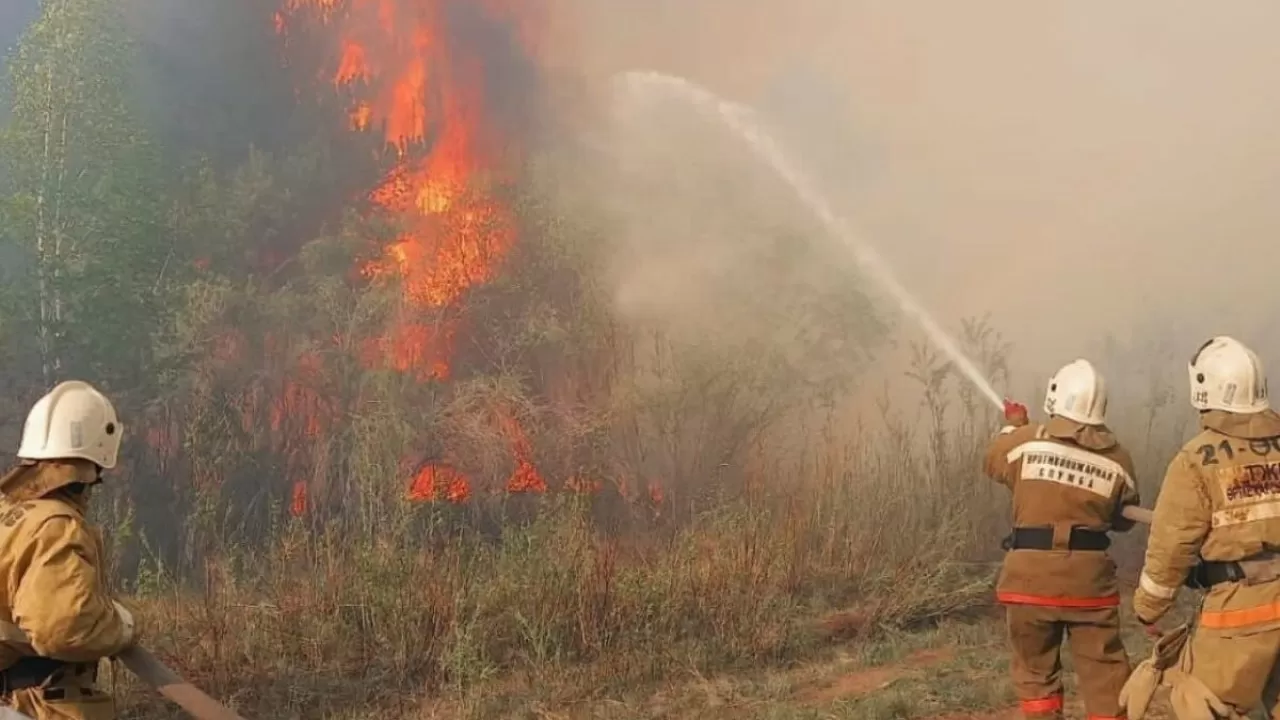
[0,381,136,719]
[985,359,1141,720]
[1133,336,1280,719]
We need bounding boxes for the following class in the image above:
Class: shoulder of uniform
[999,423,1046,438]
[1003,425,1056,460]
[0,496,83,534]
[1176,429,1220,457]
[1183,427,1218,446]
[993,424,1044,458]
[1105,441,1136,465]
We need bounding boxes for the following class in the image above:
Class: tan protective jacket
[984,417,1142,605]
[1135,410,1280,628]
[0,463,132,669]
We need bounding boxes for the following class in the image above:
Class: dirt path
[796,648,957,704]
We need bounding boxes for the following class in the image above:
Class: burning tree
[161,0,561,524]
[0,0,881,582]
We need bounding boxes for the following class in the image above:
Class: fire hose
[116,646,248,720]
[1122,505,1154,525]
[0,623,246,720]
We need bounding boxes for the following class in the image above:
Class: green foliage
[0,0,171,397]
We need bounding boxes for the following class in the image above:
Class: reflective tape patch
[1212,498,1280,528]
[1201,599,1280,629]
[1007,440,1132,497]
[1213,463,1280,530]
[1020,695,1064,714]
[1219,461,1280,502]
[997,591,1120,608]
[1139,572,1179,600]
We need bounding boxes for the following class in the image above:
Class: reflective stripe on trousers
[998,592,1121,609]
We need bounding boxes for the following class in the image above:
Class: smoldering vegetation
[0,1,1277,717]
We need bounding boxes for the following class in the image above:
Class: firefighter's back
[995,422,1137,605]
[1171,420,1280,632]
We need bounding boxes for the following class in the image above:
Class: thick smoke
[441,0,544,148]
[547,0,1280,419]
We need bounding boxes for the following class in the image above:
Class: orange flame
[279,0,521,386]
[276,0,542,506]
[290,481,309,516]
[358,321,454,381]
[648,484,665,505]
[498,411,546,494]
[269,350,329,439]
[407,463,471,503]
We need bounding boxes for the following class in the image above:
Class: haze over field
[552,0,1280,398]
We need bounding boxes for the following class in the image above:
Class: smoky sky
[10,0,1280,410]
[0,1,37,60]
[549,0,1280,402]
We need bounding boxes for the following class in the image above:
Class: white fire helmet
[17,380,122,469]
[1044,359,1108,426]
[1188,336,1269,414]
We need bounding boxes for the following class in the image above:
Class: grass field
[111,577,1194,719]
[102,380,1201,720]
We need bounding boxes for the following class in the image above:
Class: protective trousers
[3,666,114,720]
[1177,623,1280,718]
[1006,605,1130,719]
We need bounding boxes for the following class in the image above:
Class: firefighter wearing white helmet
[1044,359,1109,425]
[984,359,1140,720]
[0,381,138,720]
[1131,336,1280,719]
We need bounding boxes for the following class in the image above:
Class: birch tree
[0,0,168,396]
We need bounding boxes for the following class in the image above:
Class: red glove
[1003,399,1029,427]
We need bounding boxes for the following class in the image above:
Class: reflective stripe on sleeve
[1139,572,1179,600]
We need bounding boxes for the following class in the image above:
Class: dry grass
[79,240,1200,720]
[98,327,1201,720]
[118,588,1196,720]
[112,463,1000,718]
[103,387,1010,718]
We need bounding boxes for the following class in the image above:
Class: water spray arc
[613,71,1005,411]
[611,72,1157,526]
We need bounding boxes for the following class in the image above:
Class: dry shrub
[116,376,1011,719]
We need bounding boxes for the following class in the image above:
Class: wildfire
[291,481,309,517]
[407,463,471,503]
[358,321,452,381]
[498,411,547,494]
[277,0,545,505]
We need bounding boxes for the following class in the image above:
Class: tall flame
[277,0,546,504]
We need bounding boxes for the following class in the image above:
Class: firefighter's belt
[0,656,91,695]
[1002,526,1110,552]
[1186,551,1280,589]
